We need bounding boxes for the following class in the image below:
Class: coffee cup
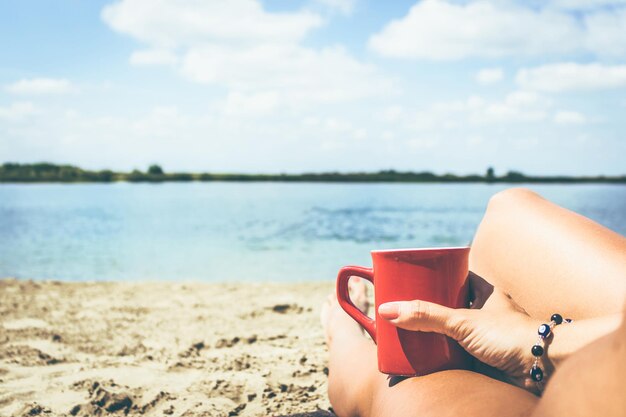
[336,247,471,376]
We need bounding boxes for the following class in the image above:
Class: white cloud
[584,8,626,57]
[466,134,484,147]
[101,0,323,47]
[222,91,280,116]
[131,106,192,137]
[353,128,367,139]
[130,49,179,66]
[384,91,551,131]
[475,67,504,84]
[406,137,438,149]
[470,91,550,124]
[368,0,626,60]
[379,105,405,122]
[180,44,390,103]
[554,110,587,125]
[317,117,370,140]
[102,0,391,105]
[314,0,356,14]
[0,102,37,121]
[368,1,580,60]
[381,130,395,141]
[516,63,626,92]
[302,116,320,127]
[5,78,74,95]
[551,0,626,10]
[324,117,353,133]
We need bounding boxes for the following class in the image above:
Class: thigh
[370,370,537,417]
[328,332,537,417]
[469,188,626,319]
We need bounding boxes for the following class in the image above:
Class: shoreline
[3,179,626,185]
[3,163,625,184]
[0,279,335,417]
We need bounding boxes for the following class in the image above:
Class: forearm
[531,312,626,417]
[516,313,623,385]
[537,313,623,369]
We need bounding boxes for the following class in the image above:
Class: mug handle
[336,266,376,342]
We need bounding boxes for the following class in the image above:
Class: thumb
[378,300,462,338]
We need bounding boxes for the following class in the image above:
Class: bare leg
[322,281,537,417]
[322,284,377,417]
[325,191,626,416]
[470,188,626,319]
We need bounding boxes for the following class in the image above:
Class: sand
[0,278,336,417]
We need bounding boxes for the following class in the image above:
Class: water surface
[1,183,624,281]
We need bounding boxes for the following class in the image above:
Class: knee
[486,187,539,212]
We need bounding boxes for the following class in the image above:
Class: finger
[378,300,463,338]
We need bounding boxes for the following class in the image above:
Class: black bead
[530,366,544,382]
[531,344,544,357]
[538,323,551,338]
[551,313,563,325]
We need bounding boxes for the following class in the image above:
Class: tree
[148,164,164,175]
[504,170,526,182]
[486,167,495,183]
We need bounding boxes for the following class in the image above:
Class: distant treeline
[1,162,625,184]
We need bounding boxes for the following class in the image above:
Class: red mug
[336,247,471,376]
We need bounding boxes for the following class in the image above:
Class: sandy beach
[0,279,336,417]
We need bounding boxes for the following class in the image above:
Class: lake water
[1,183,625,281]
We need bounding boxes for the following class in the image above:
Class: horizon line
[2,161,625,179]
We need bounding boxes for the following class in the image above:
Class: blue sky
[1,0,625,175]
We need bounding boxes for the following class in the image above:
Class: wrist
[520,318,543,376]
[527,313,572,387]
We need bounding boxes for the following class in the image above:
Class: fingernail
[378,303,400,320]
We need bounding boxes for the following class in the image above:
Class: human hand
[378,272,540,390]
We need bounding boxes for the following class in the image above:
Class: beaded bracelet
[529,313,572,388]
